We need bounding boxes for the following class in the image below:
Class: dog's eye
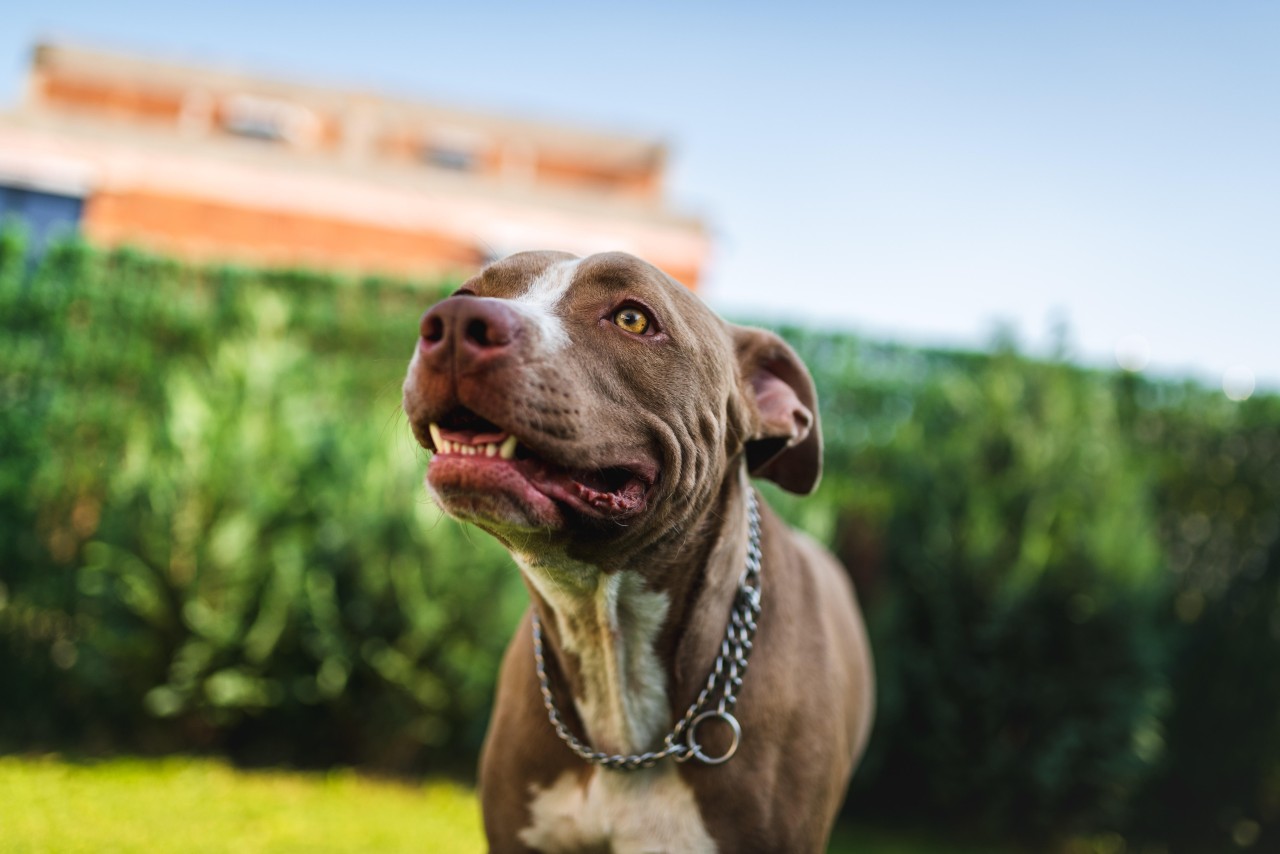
[613,307,651,335]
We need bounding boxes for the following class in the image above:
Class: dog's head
[402,250,820,563]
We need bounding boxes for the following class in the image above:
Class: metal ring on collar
[686,710,742,765]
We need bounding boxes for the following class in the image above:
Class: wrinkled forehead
[468,250,722,338]
[467,250,578,299]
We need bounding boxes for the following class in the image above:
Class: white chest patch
[513,559,699,852]
[519,766,717,854]
[517,561,672,755]
[510,259,579,350]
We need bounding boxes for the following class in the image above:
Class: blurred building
[0,43,709,286]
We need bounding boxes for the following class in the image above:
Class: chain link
[532,489,763,770]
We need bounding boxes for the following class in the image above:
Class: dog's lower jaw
[427,476,564,532]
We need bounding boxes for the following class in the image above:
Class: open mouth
[421,407,654,522]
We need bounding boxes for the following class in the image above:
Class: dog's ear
[732,326,822,495]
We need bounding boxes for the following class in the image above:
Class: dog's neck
[516,469,752,757]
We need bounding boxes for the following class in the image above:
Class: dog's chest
[519,766,716,854]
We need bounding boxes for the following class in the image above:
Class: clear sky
[3,2,1277,390]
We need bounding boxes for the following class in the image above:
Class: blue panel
[0,184,85,251]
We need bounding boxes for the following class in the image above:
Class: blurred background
[1,3,1278,852]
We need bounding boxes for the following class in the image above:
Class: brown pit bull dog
[402,250,873,853]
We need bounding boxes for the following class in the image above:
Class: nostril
[465,318,492,347]
[422,314,445,343]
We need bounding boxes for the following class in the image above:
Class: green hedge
[0,235,524,771]
[2,234,1278,847]
[767,328,1280,846]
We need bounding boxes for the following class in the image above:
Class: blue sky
[3,2,1277,390]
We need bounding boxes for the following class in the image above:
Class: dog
[403,251,873,853]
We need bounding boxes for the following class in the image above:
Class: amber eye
[613,307,651,335]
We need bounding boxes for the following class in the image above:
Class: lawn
[0,756,482,853]
[0,755,998,853]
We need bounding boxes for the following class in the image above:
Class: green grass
[0,756,484,853]
[0,755,1001,853]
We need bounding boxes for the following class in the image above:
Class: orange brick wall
[82,189,701,288]
[83,190,486,278]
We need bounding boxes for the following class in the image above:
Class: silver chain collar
[531,488,763,771]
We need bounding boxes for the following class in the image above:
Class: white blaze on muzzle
[508,258,580,351]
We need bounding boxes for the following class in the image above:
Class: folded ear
[733,326,823,494]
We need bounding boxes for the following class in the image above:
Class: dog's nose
[418,296,522,370]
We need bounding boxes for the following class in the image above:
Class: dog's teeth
[433,436,513,458]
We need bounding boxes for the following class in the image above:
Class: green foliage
[1126,388,1280,850]
[765,330,1171,837]
[768,325,1280,843]
[0,233,523,770]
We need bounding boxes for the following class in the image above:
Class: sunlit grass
[0,755,484,853]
